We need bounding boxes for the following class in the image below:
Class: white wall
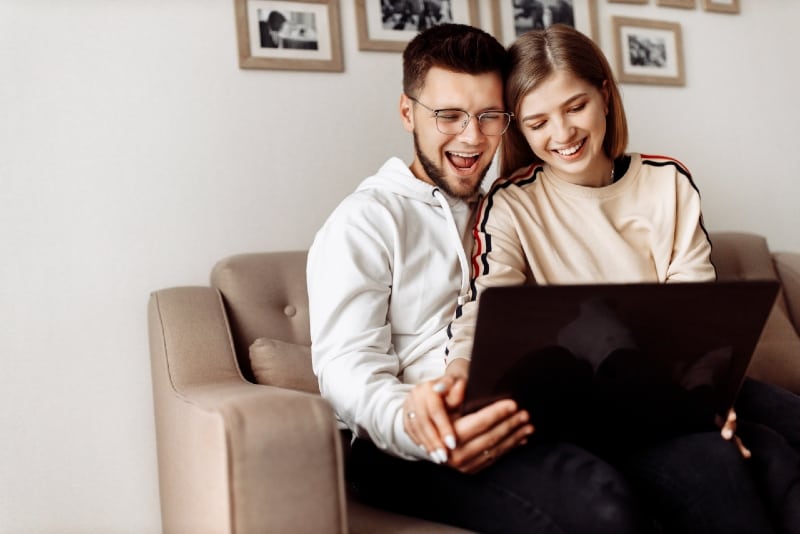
[1,1,797,532]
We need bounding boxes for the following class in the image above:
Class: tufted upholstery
[148,232,800,533]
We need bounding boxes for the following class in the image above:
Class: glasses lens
[478,112,511,135]
[434,110,470,135]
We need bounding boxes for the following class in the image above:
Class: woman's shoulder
[487,163,544,194]
[636,153,692,177]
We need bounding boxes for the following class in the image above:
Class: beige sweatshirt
[445,153,716,364]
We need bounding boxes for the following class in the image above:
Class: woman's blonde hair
[500,24,628,177]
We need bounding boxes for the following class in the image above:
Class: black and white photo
[492,0,597,46]
[612,17,685,86]
[235,0,343,71]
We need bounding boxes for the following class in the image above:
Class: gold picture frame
[612,16,685,86]
[657,0,696,8]
[355,0,480,52]
[234,0,343,71]
[491,0,599,46]
[702,0,740,14]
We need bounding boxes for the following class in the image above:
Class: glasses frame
[407,96,514,136]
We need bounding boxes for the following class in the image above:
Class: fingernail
[436,448,448,463]
[722,428,733,440]
[444,435,456,450]
[432,382,447,394]
[429,451,441,464]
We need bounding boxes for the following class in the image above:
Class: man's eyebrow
[520,93,588,122]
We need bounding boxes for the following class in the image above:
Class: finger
[444,376,466,411]
[450,409,533,470]
[409,388,454,463]
[720,409,737,440]
[453,416,534,473]
[453,398,520,443]
[734,435,752,459]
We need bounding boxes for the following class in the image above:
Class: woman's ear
[400,93,415,132]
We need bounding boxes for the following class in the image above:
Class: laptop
[461,280,779,450]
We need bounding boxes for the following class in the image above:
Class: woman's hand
[403,375,465,464]
[720,408,751,458]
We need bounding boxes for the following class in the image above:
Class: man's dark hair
[402,24,509,97]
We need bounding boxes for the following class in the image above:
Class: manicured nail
[432,382,447,394]
[444,435,456,450]
[722,428,733,440]
[436,448,448,463]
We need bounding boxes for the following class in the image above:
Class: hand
[446,399,534,474]
[403,375,465,464]
[720,408,751,458]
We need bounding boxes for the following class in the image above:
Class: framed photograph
[612,17,684,86]
[234,0,343,71]
[657,0,695,8]
[702,0,739,14]
[355,0,479,52]
[491,0,599,47]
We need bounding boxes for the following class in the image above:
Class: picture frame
[355,0,480,52]
[234,0,343,71]
[612,17,684,86]
[656,0,695,8]
[491,0,599,47]
[608,0,648,4]
[702,0,739,14]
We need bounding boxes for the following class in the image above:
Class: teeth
[448,151,479,157]
[556,141,583,156]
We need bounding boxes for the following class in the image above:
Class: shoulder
[487,163,543,196]
[638,153,692,178]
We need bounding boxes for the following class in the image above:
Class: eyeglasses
[407,96,514,136]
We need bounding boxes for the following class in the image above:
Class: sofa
[147,231,800,533]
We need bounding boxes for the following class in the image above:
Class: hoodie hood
[356,157,443,206]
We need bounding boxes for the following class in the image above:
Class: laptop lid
[462,280,779,446]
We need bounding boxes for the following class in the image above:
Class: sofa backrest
[211,250,310,382]
[209,233,799,392]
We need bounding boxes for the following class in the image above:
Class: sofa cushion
[747,303,800,393]
[249,338,319,394]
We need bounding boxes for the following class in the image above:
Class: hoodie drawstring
[432,188,471,306]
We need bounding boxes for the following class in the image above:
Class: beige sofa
[148,232,800,533]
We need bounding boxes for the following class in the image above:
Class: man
[307,24,645,533]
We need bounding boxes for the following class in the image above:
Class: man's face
[401,67,505,199]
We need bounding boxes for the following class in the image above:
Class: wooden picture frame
[355,0,480,52]
[491,0,599,47]
[612,17,685,86]
[657,0,696,8]
[702,0,740,14]
[608,0,648,4]
[234,0,343,71]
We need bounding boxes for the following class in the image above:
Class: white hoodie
[307,157,475,460]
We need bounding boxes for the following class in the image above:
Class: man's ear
[400,93,414,133]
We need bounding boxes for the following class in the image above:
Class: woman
[438,24,799,533]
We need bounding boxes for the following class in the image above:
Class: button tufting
[283,305,297,317]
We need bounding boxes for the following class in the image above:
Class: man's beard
[413,132,487,199]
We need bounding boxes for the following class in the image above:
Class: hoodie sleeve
[307,193,427,460]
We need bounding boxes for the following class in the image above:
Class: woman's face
[517,69,611,186]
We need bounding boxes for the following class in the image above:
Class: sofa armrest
[148,287,347,534]
[774,252,800,335]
